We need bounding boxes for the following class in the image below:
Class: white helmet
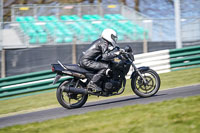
[101,29,118,47]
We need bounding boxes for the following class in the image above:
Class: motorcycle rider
[79,28,122,92]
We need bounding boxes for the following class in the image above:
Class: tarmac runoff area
[0,84,200,128]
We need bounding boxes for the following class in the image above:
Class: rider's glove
[114,51,121,56]
[114,49,125,55]
[119,49,125,53]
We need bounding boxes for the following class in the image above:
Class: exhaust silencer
[62,86,88,95]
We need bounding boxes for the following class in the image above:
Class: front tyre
[56,79,88,109]
[131,69,160,98]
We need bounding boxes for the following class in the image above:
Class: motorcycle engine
[103,79,121,92]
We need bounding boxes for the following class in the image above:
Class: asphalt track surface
[0,84,200,128]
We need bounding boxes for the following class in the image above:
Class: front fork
[131,63,147,84]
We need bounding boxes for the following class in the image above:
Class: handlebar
[119,49,128,55]
[118,48,134,62]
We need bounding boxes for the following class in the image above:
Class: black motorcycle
[51,46,161,109]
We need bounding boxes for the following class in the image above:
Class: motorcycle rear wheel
[56,79,88,109]
[131,69,160,98]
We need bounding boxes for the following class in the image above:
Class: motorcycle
[51,46,161,109]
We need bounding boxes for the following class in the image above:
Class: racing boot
[87,71,104,92]
[87,81,102,92]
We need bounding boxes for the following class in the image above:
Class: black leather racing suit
[79,38,117,88]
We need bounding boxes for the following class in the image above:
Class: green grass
[0,67,200,116]
[1,95,200,133]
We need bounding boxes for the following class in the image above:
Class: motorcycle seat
[64,64,93,73]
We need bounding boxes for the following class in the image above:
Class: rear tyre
[56,79,88,109]
[131,69,160,98]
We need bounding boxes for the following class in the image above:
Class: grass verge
[1,95,200,133]
[0,67,200,116]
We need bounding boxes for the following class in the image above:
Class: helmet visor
[111,34,118,43]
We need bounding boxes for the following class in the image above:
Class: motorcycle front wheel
[131,69,161,98]
[56,79,88,109]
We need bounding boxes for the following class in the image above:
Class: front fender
[130,66,149,79]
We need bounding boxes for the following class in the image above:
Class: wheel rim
[135,71,158,94]
[60,81,86,107]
